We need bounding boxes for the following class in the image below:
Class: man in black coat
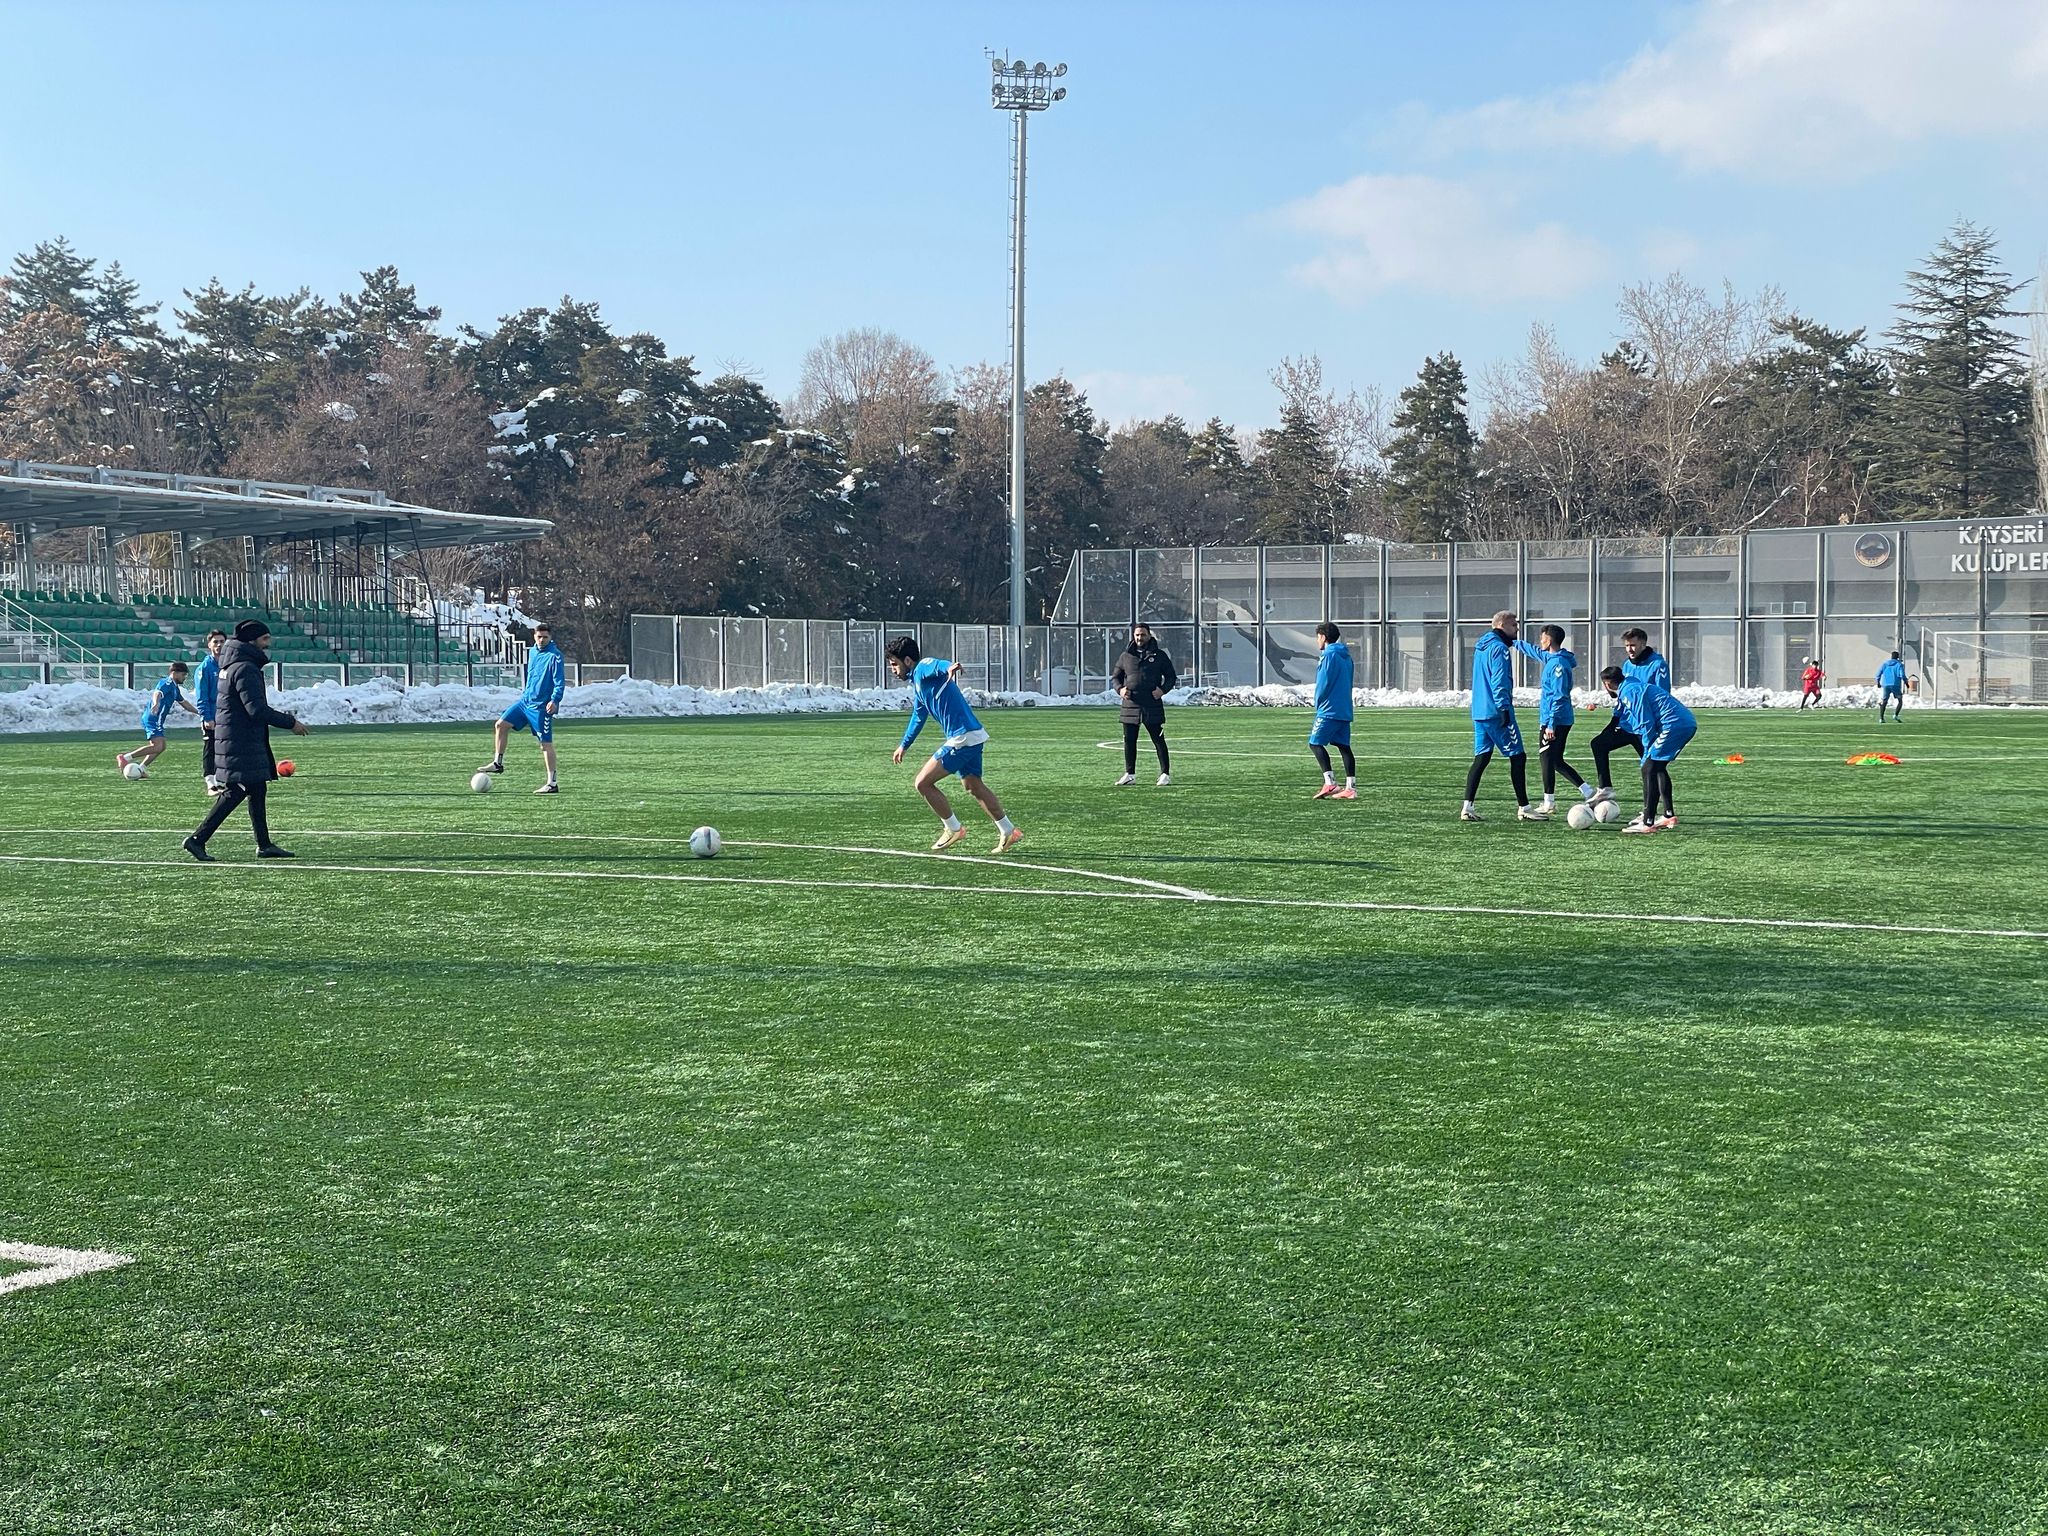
[183,620,310,862]
[1111,622,1177,787]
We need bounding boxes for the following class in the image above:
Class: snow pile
[0,676,1972,736]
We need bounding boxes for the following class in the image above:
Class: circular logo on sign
[1853,532,1893,569]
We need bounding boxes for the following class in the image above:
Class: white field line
[2,852,2043,943]
[0,828,1212,901]
[0,1240,132,1298]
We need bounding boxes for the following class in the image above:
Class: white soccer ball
[1566,801,1595,831]
[122,761,146,781]
[690,825,721,859]
[470,772,493,794]
[1592,798,1621,824]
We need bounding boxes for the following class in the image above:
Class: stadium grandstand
[0,460,551,689]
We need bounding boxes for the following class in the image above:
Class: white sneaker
[1589,786,1617,806]
[1114,773,1136,786]
[1155,773,1171,787]
[1517,805,1551,821]
[1459,806,1483,822]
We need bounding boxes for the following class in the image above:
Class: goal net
[1925,629,2048,705]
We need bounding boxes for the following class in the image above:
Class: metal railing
[1,559,390,609]
[0,659,616,694]
[0,592,106,667]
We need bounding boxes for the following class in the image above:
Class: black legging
[1123,719,1169,775]
[1641,759,1674,819]
[1590,719,1643,789]
[1311,742,1356,778]
[200,723,217,782]
[191,779,271,850]
[1540,724,1586,797]
[1465,750,1529,807]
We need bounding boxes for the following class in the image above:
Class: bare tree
[789,327,943,467]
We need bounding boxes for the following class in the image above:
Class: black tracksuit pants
[1123,719,1169,774]
[1590,718,1644,789]
[1540,724,1587,797]
[192,780,271,849]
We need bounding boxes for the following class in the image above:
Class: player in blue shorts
[1308,620,1357,800]
[1462,611,1545,822]
[1601,664,1697,834]
[477,622,565,793]
[887,634,1021,854]
[118,660,195,779]
[1876,651,1911,722]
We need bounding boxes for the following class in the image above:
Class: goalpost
[1923,629,2048,705]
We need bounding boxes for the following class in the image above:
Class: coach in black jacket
[1111,622,1177,786]
[184,620,310,861]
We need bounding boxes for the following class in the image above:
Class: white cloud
[1279,173,1607,304]
[1434,0,2048,176]
[1071,369,1201,429]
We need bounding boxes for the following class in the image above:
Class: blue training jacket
[1469,629,1517,721]
[1314,641,1353,721]
[194,654,220,722]
[522,642,566,706]
[1514,639,1576,729]
[1623,647,1670,694]
[1618,677,1696,743]
[1877,658,1907,690]
[146,675,182,728]
[901,657,987,751]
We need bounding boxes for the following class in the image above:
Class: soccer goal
[1924,629,2048,705]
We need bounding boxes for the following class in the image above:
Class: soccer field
[5,706,2046,1535]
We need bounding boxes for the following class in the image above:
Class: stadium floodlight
[987,52,1069,667]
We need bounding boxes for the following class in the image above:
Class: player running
[886,635,1021,854]
[1462,610,1543,821]
[1600,664,1698,834]
[1308,621,1356,800]
[1589,627,1668,806]
[1519,623,1596,817]
[477,622,565,794]
[117,660,195,778]
[1798,657,1824,710]
[196,629,226,794]
[1876,652,1911,722]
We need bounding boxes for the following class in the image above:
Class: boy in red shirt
[1798,657,1824,710]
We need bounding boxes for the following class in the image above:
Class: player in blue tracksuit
[1462,611,1543,821]
[1308,621,1357,799]
[1589,627,1670,802]
[1602,664,1697,833]
[118,660,196,779]
[1516,624,1596,816]
[1876,652,1910,722]
[478,623,566,793]
[195,629,226,792]
[887,634,1021,854]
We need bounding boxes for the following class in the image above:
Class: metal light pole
[990,57,1066,675]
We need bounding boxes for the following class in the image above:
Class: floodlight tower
[990,55,1067,657]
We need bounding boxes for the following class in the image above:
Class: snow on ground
[0,676,1981,735]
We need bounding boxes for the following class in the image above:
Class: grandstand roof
[0,460,551,550]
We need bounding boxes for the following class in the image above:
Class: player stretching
[1589,627,1668,805]
[196,629,226,794]
[1876,652,1911,722]
[886,635,1021,854]
[1798,657,1824,710]
[118,660,195,778]
[478,622,565,794]
[1521,624,1596,817]
[1463,610,1543,821]
[1308,621,1356,800]
[1601,665,1697,834]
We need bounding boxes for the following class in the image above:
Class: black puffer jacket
[1112,640,1178,724]
[212,638,298,786]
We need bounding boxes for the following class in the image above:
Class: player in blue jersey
[1519,623,1597,817]
[887,635,1022,854]
[1308,621,1357,800]
[478,623,566,793]
[195,629,226,794]
[1462,611,1546,822]
[117,660,195,779]
[1876,651,1911,722]
[1588,627,1669,805]
[1600,664,1697,834]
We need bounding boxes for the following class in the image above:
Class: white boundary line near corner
[0,827,1214,901]
[1,852,2043,944]
[0,1240,133,1298]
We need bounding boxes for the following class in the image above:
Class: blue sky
[3,0,2043,433]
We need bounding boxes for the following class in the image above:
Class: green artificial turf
[2,706,2045,1534]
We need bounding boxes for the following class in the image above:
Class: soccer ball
[278,760,295,777]
[470,772,493,794]
[1592,799,1621,824]
[121,761,146,781]
[1566,801,1595,831]
[690,825,721,859]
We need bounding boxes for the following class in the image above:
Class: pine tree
[1254,405,1350,541]
[3,238,95,325]
[1878,221,2032,514]
[334,266,442,370]
[1384,352,1477,541]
